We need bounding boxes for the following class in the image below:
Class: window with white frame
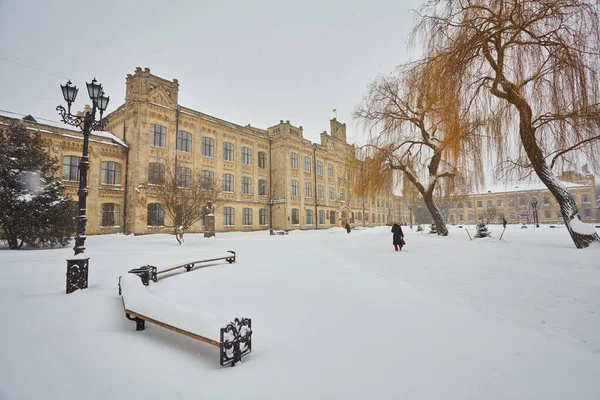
[316,160,323,176]
[305,182,312,198]
[328,163,333,177]
[258,179,267,196]
[147,203,164,226]
[258,151,267,169]
[340,189,345,201]
[101,203,120,227]
[223,142,234,162]
[290,152,298,169]
[242,147,251,166]
[62,155,80,182]
[223,174,234,192]
[304,156,311,172]
[306,209,313,225]
[242,208,252,226]
[150,124,166,148]
[497,199,504,208]
[328,187,334,200]
[201,170,214,190]
[291,180,298,196]
[148,163,165,185]
[176,131,192,153]
[319,210,325,225]
[582,194,590,203]
[202,137,214,157]
[242,177,252,194]
[176,167,191,188]
[102,161,121,185]
[223,207,235,226]
[291,208,299,225]
[317,184,324,200]
[259,208,268,225]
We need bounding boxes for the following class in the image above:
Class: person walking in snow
[502,217,507,229]
[391,223,405,251]
[345,222,351,233]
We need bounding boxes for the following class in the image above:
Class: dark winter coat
[502,218,507,228]
[345,223,351,233]
[391,224,404,245]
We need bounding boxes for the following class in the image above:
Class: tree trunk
[422,190,449,236]
[4,226,19,249]
[516,99,600,249]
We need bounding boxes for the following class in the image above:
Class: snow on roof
[473,179,588,195]
[0,109,127,148]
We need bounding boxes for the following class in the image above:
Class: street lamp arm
[56,105,85,130]
[57,105,109,133]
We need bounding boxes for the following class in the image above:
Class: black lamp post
[408,205,413,228]
[57,78,109,293]
[530,197,539,228]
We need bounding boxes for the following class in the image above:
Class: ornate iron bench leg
[185,263,195,272]
[126,313,146,331]
[227,250,236,263]
[220,318,252,367]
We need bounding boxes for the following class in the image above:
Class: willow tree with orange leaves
[355,64,482,236]
[414,0,600,248]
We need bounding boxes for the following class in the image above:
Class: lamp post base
[66,257,89,294]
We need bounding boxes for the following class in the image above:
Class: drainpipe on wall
[313,144,318,230]
[122,107,130,235]
[268,137,273,235]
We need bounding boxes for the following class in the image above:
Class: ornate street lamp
[57,78,109,293]
[530,197,539,228]
[408,204,413,228]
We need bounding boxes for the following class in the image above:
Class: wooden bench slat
[156,256,234,275]
[124,309,221,348]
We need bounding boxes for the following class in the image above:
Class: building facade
[2,67,595,236]
[1,68,408,236]
[447,170,598,225]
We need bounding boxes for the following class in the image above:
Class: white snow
[475,178,587,194]
[570,217,598,235]
[1,225,600,400]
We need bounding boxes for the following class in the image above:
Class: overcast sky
[0,0,424,144]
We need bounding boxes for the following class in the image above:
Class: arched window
[223,142,234,162]
[223,174,234,192]
[150,124,166,148]
[176,167,191,188]
[201,170,214,190]
[148,163,165,185]
[242,147,251,166]
[242,208,252,226]
[259,208,268,225]
[318,210,325,225]
[62,155,80,182]
[101,203,120,227]
[102,161,121,185]
[147,203,164,226]
[290,152,298,169]
[176,131,192,153]
[291,209,299,225]
[223,207,235,226]
[202,137,214,157]
[306,209,313,225]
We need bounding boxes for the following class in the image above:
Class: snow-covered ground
[1,224,599,400]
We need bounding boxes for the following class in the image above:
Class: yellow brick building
[4,67,594,236]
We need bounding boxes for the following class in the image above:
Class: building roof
[472,179,589,195]
[0,109,127,148]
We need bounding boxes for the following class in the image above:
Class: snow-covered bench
[118,263,252,367]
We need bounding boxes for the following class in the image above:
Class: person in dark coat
[345,223,351,233]
[502,217,507,229]
[391,223,404,251]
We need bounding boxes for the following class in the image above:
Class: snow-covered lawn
[1,224,599,400]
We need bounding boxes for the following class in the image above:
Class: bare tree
[415,0,600,248]
[355,64,482,236]
[154,168,223,244]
